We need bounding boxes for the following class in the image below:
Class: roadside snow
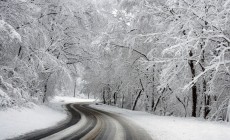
[0,104,67,140]
[91,104,230,140]
[0,96,95,140]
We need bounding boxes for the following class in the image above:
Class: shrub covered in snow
[0,88,14,108]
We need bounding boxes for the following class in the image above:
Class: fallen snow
[2,95,226,140]
[91,104,230,140]
[0,104,67,140]
[0,96,95,140]
[51,96,95,104]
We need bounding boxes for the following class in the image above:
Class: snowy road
[12,103,152,140]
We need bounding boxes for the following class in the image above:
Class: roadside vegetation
[1,0,230,121]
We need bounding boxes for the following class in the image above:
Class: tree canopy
[1,0,230,121]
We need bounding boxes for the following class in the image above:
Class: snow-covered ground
[0,104,66,140]
[91,104,230,140]
[0,96,95,140]
[1,95,229,140]
[51,96,95,104]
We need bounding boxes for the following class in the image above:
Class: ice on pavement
[91,103,230,140]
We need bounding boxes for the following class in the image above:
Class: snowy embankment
[91,104,230,140]
[0,95,94,140]
[0,104,66,140]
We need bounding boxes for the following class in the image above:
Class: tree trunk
[201,11,210,119]
[121,93,124,108]
[152,88,165,112]
[42,73,52,103]
[132,89,142,110]
[201,48,210,119]
[226,99,230,122]
[102,89,106,104]
[153,94,162,112]
[188,50,197,117]
[113,92,117,105]
[74,80,76,97]
[204,94,211,119]
[107,85,111,105]
[176,96,187,117]
[43,83,47,103]
[151,95,155,111]
[132,79,144,110]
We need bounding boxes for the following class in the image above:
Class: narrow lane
[10,103,152,140]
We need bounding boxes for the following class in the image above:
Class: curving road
[11,103,152,140]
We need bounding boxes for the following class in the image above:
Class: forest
[1,0,230,121]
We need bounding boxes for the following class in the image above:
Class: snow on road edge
[0,96,95,140]
[91,103,230,140]
[0,104,67,140]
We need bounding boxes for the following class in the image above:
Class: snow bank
[0,104,67,140]
[91,104,230,140]
[0,88,12,107]
[0,96,95,140]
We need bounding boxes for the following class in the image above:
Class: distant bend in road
[11,103,152,140]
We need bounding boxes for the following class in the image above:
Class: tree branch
[110,43,150,61]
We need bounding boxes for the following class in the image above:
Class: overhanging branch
[110,43,150,61]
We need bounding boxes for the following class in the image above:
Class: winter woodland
[1,0,230,121]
